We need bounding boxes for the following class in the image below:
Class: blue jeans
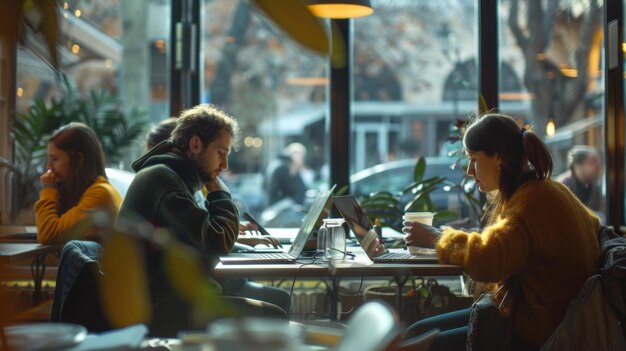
[404,308,470,351]
[404,308,539,351]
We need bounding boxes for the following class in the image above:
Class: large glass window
[16,0,170,161]
[17,0,171,127]
[623,0,626,225]
[11,0,170,222]
[202,0,329,227]
[499,0,606,221]
[7,0,610,227]
[351,0,478,219]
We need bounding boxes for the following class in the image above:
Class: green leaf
[363,191,398,200]
[335,185,348,196]
[434,210,459,222]
[403,176,445,196]
[0,157,18,172]
[413,156,426,183]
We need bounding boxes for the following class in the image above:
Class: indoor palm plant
[0,75,148,223]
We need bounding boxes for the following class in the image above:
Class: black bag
[413,278,474,320]
[466,285,515,351]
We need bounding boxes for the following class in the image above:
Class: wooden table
[215,253,463,321]
[0,225,38,242]
[260,227,405,245]
[0,225,37,234]
[215,258,462,278]
[0,243,59,304]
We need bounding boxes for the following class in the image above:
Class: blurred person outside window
[35,123,122,244]
[555,145,604,217]
[266,142,310,206]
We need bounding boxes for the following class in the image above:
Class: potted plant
[356,121,485,234]
[357,156,460,233]
[0,75,148,224]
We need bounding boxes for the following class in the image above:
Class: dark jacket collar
[132,140,204,192]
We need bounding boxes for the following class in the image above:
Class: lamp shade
[307,0,373,19]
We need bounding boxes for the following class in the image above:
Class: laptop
[332,195,437,263]
[219,185,336,264]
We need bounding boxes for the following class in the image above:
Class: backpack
[598,226,626,340]
[540,226,626,350]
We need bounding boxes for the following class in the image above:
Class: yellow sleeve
[436,217,531,283]
[35,183,120,244]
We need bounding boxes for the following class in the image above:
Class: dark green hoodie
[115,140,239,336]
[118,140,238,258]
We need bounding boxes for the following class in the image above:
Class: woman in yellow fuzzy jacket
[35,123,121,244]
[402,114,600,350]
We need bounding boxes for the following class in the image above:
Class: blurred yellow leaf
[330,21,346,68]
[251,0,329,56]
[18,0,59,70]
[99,230,151,328]
[164,239,233,320]
[22,0,33,13]
[478,94,489,115]
[35,0,59,69]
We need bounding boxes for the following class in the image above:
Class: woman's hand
[402,221,441,248]
[40,169,57,188]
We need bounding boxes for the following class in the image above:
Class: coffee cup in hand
[403,212,435,255]
[403,212,434,225]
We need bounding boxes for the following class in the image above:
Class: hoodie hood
[132,140,203,193]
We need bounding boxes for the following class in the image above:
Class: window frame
[604,0,625,229]
[173,0,624,229]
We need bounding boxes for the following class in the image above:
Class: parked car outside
[350,157,468,214]
[105,167,135,199]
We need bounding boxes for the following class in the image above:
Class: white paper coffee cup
[403,212,435,255]
[402,212,434,226]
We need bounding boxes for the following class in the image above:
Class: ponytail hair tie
[519,128,526,135]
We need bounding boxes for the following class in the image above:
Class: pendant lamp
[306,0,374,19]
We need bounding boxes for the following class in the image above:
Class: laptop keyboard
[252,252,293,259]
[378,252,415,260]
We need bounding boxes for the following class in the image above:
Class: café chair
[540,226,626,350]
[224,295,288,319]
[334,300,401,351]
[50,240,112,332]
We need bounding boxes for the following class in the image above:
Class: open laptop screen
[287,185,336,257]
[333,195,388,259]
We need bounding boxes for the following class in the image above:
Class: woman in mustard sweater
[402,114,600,350]
[35,123,122,244]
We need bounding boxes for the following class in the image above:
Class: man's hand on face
[205,176,230,193]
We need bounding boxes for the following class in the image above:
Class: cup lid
[322,218,345,225]
[403,212,433,217]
